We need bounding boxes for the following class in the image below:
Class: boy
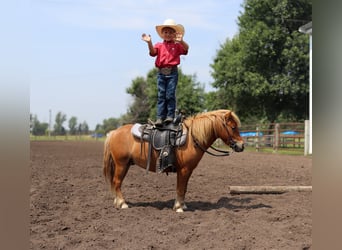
[142,19,189,126]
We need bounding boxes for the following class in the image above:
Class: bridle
[193,138,231,156]
[192,117,238,157]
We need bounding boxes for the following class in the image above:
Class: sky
[30,0,244,130]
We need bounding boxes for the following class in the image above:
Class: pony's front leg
[173,194,187,213]
[173,168,192,212]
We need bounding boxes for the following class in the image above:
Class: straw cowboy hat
[156,19,185,39]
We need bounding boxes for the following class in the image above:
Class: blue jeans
[157,70,178,119]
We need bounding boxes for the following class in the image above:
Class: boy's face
[161,27,176,41]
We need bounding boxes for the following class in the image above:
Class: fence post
[304,120,310,156]
[255,126,260,152]
[274,123,280,152]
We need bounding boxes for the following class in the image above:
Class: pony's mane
[184,110,241,145]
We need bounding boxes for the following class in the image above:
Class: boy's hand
[141,33,151,42]
[175,32,183,42]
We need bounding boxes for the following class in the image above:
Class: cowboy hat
[155,19,185,39]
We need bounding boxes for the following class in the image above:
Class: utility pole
[49,109,51,137]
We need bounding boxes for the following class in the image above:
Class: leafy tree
[125,76,151,123]
[31,114,49,136]
[175,71,206,116]
[80,121,89,134]
[210,36,246,112]
[68,116,78,135]
[211,0,312,123]
[53,111,67,135]
[204,91,222,111]
[95,118,121,135]
[145,68,158,120]
[100,118,121,134]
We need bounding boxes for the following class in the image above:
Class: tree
[31,114,48,136]
[100,118,121,134]
[210,0,312,123]
[68,116,78,135]
[53,111,67,135]
[125,76,151,124]
[80,121,89,135]
[210,36,246,112]
[175,71,206,115]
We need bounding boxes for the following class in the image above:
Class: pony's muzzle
[231,141,244,152]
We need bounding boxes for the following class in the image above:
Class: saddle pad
[131,123,143,138]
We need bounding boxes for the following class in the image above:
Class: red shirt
[151,41,188,68]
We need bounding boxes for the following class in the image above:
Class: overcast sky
[29,0,244,129]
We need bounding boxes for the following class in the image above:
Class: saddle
[131,121,187,173]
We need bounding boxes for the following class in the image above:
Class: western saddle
[131,114,187,173]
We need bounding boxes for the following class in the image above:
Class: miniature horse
[103,109,244,212]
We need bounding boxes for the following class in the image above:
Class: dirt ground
[30,141,312,250]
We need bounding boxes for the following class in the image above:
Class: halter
[193,137,231,157]
[192,116,237,157]
[221,118,238,150]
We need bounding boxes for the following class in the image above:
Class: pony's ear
[224,111,232,122]
[224,111,234,127]
[224,111,240,128]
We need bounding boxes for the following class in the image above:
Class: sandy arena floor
[30,141,312,250]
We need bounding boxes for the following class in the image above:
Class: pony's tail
[103,131,115,184]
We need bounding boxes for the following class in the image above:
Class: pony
[103,109,244,212]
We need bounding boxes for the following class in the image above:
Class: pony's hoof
[175,207,184,213]
[114,198,128,209]
[173,201,187,212]
[121,203,129,209]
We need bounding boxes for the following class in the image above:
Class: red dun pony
[103,109,244,212]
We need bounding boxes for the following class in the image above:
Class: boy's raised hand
[141,33,151,42]
[175,32,183,42]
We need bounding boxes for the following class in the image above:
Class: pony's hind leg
[111,162,130,209]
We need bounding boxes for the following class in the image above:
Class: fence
[239,122,306,152]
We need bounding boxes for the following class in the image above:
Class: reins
[189,114,237,157]
[193,137,231,156]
